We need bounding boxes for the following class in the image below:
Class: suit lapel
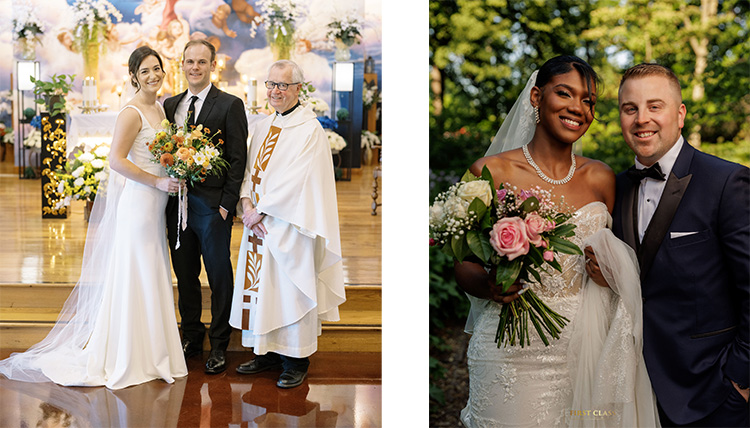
[166,91,187,122]
[196,85,219,125]
[638,142,694,280]
[620,179,639,252]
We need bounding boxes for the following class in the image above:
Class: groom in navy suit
[164,39,248,374]
[612,63,749,426]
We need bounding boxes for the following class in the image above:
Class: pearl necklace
[522,144,576,185]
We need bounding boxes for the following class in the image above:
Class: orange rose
[176,147,191,161]
[159,153,175,167]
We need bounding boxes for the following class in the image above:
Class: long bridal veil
[0,165,127,383]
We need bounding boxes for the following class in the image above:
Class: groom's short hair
[183,39,216,63]
[619,63,682,102]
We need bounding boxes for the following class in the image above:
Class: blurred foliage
[429,0,749,413]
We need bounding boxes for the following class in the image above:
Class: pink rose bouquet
[429,166,582,347]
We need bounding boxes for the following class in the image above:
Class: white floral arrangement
[325,129,347,152]
[326,17,362,46]
[13,1,45,41]
[56,144,110,205]
[23,128,41,149]
[71,0,122,49]
[249,0,301,40]
[361,130,380,150]
[363,81,381,109]
[3,129,16,144]
[308,97,329,114]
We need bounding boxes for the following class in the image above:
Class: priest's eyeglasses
[265,81,300,91]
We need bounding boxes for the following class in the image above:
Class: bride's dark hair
[128,46,164,91]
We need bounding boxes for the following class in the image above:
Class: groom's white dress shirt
[174,83,212,126]
[635,136,684,242]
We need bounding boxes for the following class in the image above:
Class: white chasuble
[230,103,346,358]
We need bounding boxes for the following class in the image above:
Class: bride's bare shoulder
[469,149,523,177]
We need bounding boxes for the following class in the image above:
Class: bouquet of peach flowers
[149,116,229,249]
[429,167,582,347]
[148,118,229,188]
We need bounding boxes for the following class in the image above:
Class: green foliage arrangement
[30,74,76,118]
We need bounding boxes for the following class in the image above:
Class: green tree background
[428,0,749,424]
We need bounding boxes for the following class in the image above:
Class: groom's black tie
[187,95,198,127]
[626,163,666,183]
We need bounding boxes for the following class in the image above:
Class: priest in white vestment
[229,60,346,389]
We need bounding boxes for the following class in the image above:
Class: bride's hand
[584,246,610,287]
[155,176,181,193]
[489,279,528,304]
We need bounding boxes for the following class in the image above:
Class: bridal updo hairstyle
[128,46,164,92]
[534,55,600,118]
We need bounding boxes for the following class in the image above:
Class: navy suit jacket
[612,141,750,424]
[163,85,248,216]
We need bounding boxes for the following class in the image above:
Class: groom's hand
[731,380,750,402]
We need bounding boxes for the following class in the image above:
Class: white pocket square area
[670,231,698,239]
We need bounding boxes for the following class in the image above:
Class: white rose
[94,145,110,157]
[94,171,108,182]
[74,177,85,187]
[445,195,468,219]
[457,180,493,206]
[78,152,94,163]
[91,159,104,169]
[71,166,85,178]
[429,201,445,225]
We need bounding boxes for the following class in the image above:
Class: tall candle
[247,78,257,107]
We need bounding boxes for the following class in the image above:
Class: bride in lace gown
[456,56,659,427]
[0,47,187,389]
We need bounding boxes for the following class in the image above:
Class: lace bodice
[534,201,611,299]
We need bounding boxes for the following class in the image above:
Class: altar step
[0,283,381,353]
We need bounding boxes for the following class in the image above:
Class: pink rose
[524,214,546,247]
[545,219,556,231]
[497,188,507,200]
[489,217,530,261]
[543,250,554,262]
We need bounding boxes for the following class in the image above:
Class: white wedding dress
[461,201,659,427]
[0,105,187,389]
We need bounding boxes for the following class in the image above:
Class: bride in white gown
[0,46,187,389]
[456,56,659,427]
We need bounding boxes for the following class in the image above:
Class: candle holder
[247,101,261,115]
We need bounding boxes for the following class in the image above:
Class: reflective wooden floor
[0,350,381,428]
[0,150,383,427]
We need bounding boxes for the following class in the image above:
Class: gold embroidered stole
[242,125,281,330]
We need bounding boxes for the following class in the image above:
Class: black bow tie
[626,163,666,183]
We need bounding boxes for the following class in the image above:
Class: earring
[534,106,540,124]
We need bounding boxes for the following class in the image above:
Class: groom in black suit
[164,39,248,374]
[612,63,749,426]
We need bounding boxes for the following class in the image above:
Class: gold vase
[84,200,94,222]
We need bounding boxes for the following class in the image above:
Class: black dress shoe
[276,369,307,389]
[205,349,226,374]
[182,339,202,358]
[236,357,283,375]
